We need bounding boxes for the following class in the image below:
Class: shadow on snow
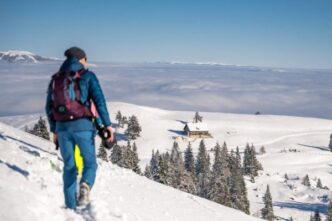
[0,159,29,178]
[274,201,327,214]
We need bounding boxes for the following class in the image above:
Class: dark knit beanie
[64,47,86,60]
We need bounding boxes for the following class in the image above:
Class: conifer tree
[110,144,123,166]
[284,173,289,181]
[259,146,266,154]
[157,153,168,184]
[208,142,231,206]
[32,117,50,140]
[243,143,252,175]
[195,139,211,198]
[261,185,274,220]
[131,142,141,174]
[122,142,133,169]
[326,200,332,221]
[329,134,332,152]
[314,208,321,221]
[243,143,263,177]
[144,164,151,178]
[289,217,293,221]
[169,141,185,188]
[97,143,108,162]
[115,111,122,126]
[193,112,203,123]
[229,150,250,214]
[149,150,160,181]
[236,146,241,164]
[316,178,323,189]
[125,115,142,140]
[302,174,311,187]
[184,142,195,175]
[121,116,128,127]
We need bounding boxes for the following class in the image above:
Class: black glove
[97,125,117,149]
[55,140,59,151]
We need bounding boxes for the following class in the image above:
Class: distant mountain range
[0,50,60,63]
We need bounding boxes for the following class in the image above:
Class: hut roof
[184,122,209,132]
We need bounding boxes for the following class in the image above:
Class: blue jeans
[58,130,97,209]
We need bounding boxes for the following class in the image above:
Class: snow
[184,122,209,132]
[0,50,58,63]
[1,102,332,220]
[0,121,261,221]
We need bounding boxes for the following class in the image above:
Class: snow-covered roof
[184,122,209,132]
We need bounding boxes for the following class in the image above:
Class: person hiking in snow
[45,47,113,209]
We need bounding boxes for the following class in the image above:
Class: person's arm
[45,80,56,134]
[88,72,112,127]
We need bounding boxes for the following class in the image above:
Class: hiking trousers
[58,130,97,209]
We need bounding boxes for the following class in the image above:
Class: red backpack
[51,70,93,121]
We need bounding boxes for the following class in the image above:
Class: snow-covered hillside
[0,50,58,63]
[0,121,261,221]
[1,102,332,220]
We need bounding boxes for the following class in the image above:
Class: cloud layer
[0,62,332,119]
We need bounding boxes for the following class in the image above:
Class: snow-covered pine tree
[125,115,142,140]
[261,185,274,221]
[329,134,332,152]
[193,111,203,123]
[316,178,323,189]
[131,142,141,174]
[314,208,321,221]
[121,116,128,128]
[326,200,332,221]
[284,173,289,181]
[229,150,250,214]
[184,142,195,175]
[259,146,266,154]
[149,150,160,181]
[115,111,122,126]
[251,144,263,175]
[243,143,252,175]
[32,117,50,140]
[195,139,211,198]
[122,141,133,169]
[168,141,185,188]
[208,142,231,207]
[157,153,168,184]
[243,143,263,177]
[110,144,123,166]
[144,164,152,179]
[97,143,108,162]
[302,174,311,187]
[236,146,241,164]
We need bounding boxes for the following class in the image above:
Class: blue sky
[0,0,331,68]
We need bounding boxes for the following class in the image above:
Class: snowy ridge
[0,121,261,221]
[0,50,59,63]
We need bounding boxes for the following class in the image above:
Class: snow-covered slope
[0,121,261,221]
[1,102,332,220]
[0,50,58,63]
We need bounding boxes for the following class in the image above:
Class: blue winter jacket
[45,58,111,133]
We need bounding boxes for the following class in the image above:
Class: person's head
[64,47,87,68]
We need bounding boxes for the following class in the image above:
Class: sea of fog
[0,61,332,119]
